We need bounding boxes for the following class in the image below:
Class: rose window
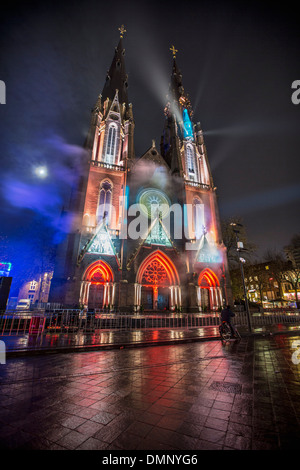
[141,260,169,285]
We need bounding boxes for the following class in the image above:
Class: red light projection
[142,260,169,286]
[198,268,220,288]
[137,250,179,286]
[83,260,114,284]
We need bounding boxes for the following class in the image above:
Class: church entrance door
[200,288,210,311]
[157,288,169,310]
[136,250,180,313]
[141,287,153,310]
[88,284,104,309]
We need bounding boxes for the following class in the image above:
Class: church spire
[161,46,193,172]
[101,26,129,107]
[170,56,193,118]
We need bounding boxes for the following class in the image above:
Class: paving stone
[1,333,300,450]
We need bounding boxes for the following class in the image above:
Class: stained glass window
[106,124,117,163]
[142,260,169,285]
[97,180,112,224]
[186,144,197,181]
[138,189,170,219]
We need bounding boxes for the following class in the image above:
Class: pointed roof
[195,234,222,264]
[137,141,170,169]
[144,218,173,247]
[169,58,184,103]
[77,222,120,267]
[101,37,129,107]
[167,54,193,117]
[126,217,179,269]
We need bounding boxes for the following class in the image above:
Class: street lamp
[230,223,252,332]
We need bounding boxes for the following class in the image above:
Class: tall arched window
[193,197,204,239]
[97,180,112,224]
[105,124,117,164]
[186,144,197,181]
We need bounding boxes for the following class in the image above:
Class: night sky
[1,0,300,293]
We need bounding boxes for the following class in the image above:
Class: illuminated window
[97,180,112,224]
[186,144,198,181]
[138,189,170,219]
[105,124,117,163]
[142,260,169,286]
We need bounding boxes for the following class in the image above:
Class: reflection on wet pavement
[0,335,300,450]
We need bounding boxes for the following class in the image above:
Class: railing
[185,180,210,190]
[1,309,299,336]
[90,160,125,171]
[0,311,220,336]
[234,310,300,327]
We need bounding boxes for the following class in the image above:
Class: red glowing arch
[83,260,114,284]
[198,269,220,288]
[137,250,180,286]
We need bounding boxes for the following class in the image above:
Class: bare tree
[221,217,257,268]
[283,263,300,308]
[263,249,287,301]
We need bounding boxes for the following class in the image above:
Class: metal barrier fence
[0,309,299,336]
[234,310,300,327]
[0,310,221,336]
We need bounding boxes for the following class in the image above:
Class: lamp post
[230,223,252,332]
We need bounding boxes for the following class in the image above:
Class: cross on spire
[118,24,126,38]
[170,44,178,58]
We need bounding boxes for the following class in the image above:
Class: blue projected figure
[183,108,194,140]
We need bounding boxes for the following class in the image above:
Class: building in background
[232,260,300,308]
[17,272,53,307]
[49,29,232,312]
[0,262,13,312]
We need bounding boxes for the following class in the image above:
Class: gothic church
[49,27,232,312]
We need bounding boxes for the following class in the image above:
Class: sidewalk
[3,322,300,357]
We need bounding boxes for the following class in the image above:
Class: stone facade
[49,33,232,312]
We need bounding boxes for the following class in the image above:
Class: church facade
[49,29,232,312]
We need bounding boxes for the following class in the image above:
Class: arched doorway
[80,260,115,309]
[198,269,222,311]
[136,250,180,311]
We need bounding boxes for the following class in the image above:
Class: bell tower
[161,46,232,310]
[49,26,134,307]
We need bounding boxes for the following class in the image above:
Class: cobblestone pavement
[0,334,300,450]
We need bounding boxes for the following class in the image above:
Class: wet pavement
[3,322,300,356]
[1,329,300,450]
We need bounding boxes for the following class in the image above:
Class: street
[0,334,300,450]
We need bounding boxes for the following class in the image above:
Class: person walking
[220,305,236,338]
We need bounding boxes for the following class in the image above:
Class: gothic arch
[197,268,222,311]
[198,268,220,288]
[83,260,114,283]
[80,260,115,309]
[97,179,113,224]
[185,143,198,182]
[137,250,179,286]
[136,250,180,311]
[105,122,118,164]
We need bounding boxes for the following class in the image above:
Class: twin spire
[102,26,183,112]
[101,25,129,107]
